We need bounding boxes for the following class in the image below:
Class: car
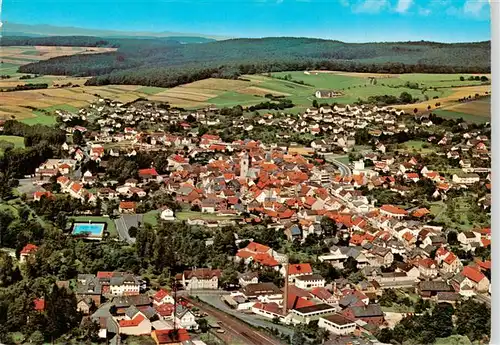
[216,329,225,334]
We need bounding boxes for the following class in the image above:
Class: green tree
[28,331,45,345]
[320,216,337,237]
[400,91,413,104]
[72,130,84,146]
[0,252,21,288]
[78,317,100,342]
[198,318,209,333]
[220,267,238,289]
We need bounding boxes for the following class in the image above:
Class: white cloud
[352,0,389,13]
[395,0,413,13]
[339,0,350,6]
[463,0,489,16]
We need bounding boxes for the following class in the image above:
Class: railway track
[187,298,284,345]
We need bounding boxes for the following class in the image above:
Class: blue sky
[2,0,491,42]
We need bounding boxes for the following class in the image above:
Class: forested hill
[16,36,491,88]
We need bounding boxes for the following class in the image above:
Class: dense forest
[15,36,491,88]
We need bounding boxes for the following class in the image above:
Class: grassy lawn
[432,197,489,231]
[402,140,435,154]
[176,211,240,221]
[70,216,117,238]
[20,110,58,126]
[333,155,350,165]
[143,210,159,226]
[0,135,25,147]
[0,135,25,156]
[433,109,489,123]
[430,202,445,216]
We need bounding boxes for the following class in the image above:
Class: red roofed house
[20,244,38,263]
[451,266,489,295]
[119,201,137,214]
[412,208,430,218]
[69,182,84,199]
[33,191,53,201]
[33,298,45,312]
[151,328,190,345]
[236,242,283,270]
[284,263,313,283]
[118,311,151,336]
[310,287,337,305]
[380,205,408,219]
[138,168,160,183]
[152,289,175,306]
[417,258,438,278]
[90,145,105,160]
[440,252,462,274]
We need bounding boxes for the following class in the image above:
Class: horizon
[2,21,492,44]
[2,0,491,43]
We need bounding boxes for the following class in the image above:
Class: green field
[143,210,159,226]
[402,140,434,154]
[0,135,25,156]
[20,111,58,126]
[176,211,240,221]
[0,135,25,148]
[265,71,478,107]
[433,109,490,124]
[69,216,117,238]
[43,104,80,113]
[207,91,265,107]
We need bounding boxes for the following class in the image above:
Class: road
[186,298,285,345]
[324,154,352,177]
[114,215,136,244]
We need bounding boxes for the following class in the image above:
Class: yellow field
[0,46,116,62]
[397,85,491,112]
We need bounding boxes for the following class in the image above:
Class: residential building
[318,314,357,335]
[178,268,221,290]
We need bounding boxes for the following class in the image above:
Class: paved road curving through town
[324,154,352,178]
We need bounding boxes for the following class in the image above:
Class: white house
[152,289,175,306]
[179,268,221,290]
[160,207,175,221]
[318,314,357,335]
[110,275,141,296]
[452,173,480,184]
[175,308,198,330]
[294,274,326,290]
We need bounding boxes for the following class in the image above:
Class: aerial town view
[0,0,493,345]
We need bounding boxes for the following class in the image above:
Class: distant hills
[1,22,228,43]
[4,30,491,89]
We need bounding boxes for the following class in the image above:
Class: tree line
[15,37,490,89]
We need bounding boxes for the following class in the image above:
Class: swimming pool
[72,222,106,239]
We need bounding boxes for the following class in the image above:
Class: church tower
[240,152,249,179]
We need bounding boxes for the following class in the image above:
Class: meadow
[0,49,491,124]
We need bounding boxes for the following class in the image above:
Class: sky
[1,0,491,42]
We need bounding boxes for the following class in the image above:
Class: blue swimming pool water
[72,223,105,236]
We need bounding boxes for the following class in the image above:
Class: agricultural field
[0,49,492,124]
[0,135,25,156]
[0,45,116,65]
